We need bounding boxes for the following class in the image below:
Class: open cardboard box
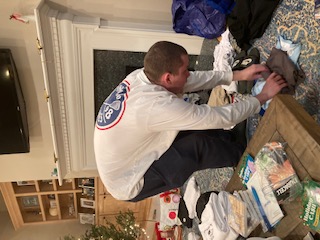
[225,94,320,239]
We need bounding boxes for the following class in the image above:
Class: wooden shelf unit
[0,178,96,230]
[1,177,152,231]
[96,177,152,229]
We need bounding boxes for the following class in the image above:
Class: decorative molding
[49,12,72,174]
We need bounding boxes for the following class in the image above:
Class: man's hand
[255,72,288,105]
[232,64,269,81]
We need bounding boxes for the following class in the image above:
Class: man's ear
[160,72,172,87]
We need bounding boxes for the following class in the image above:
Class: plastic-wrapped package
[227,193,248,237]
[238,154,256,187]
[232,190,261,237]
[254,142,303,204]
[159,189,182,231]
[300,180,320,232]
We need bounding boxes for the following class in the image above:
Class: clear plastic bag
[254,142,303,204]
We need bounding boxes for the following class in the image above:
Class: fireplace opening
[94,50,200,118]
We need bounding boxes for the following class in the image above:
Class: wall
[50,0,172,25]
[0,0,56,182]
[0,0,173,182]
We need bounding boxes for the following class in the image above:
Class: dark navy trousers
[129,129,244,202]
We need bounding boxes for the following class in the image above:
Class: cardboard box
[226,95,320,239]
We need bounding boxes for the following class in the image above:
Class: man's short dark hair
[144,41,188,83]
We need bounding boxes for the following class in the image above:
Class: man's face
[168,54,190,94]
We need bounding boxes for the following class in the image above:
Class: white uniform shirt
[94,68,260,200]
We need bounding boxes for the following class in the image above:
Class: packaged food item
[254,142,303,203]
[228,193,248,237]
[238,154,256,187]
[159,189,182,230]
[300,180,320,232]
[233,190,261,236]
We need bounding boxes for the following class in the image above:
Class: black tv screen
[0,49,30,154]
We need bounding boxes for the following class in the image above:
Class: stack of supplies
[254,142,303,204]
[238,142,304,232]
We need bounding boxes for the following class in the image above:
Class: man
[94,41,287,202]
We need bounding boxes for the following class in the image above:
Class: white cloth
[183,176,201,219]
[251,79,271,111]
[213,29,238,93]
[94,68,261,200]
[187,232,201,240]
[198,192,238,240]
[276,35,301,65]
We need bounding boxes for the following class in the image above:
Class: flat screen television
[0,49,30,154]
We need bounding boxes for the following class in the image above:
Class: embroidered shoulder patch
[96,80,130,130]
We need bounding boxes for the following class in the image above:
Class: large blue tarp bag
[172,0,234,39]
[205,0,235,14]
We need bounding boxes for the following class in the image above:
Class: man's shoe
[232,50,247,70]
[240,47,260,68]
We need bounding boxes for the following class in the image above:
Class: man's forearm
[232,70,244,81]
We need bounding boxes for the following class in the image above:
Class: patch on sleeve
[96,80,130,130]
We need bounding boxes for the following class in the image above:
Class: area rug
[248,0,320,138]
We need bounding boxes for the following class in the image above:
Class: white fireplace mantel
[34,0,204,181]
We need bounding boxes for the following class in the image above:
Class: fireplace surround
[34,0,204,182]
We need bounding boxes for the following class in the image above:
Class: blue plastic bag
[172,0,234,39]
[205,0,235,14]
